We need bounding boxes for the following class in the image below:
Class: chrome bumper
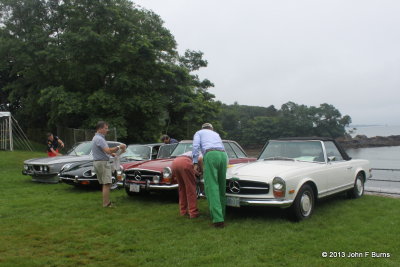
[22,170,58,177]
[227,195,293,208]
[59,176,98,182]
[125,182,178,191]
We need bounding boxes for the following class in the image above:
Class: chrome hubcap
[300,192,312,216]
[356,178,363,195]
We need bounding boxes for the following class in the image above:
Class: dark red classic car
[123,140,257,196]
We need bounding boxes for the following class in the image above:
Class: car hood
[24,155,93,165]
[124,158,173,172]
[228,160,323,182]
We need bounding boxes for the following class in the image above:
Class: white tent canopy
[0,111,11,117]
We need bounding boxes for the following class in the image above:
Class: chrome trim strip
[239,186,269,190]
[318,183,354,198]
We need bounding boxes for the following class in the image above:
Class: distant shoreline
[337,135,400,149]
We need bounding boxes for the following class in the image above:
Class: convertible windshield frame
[258,140,326,163]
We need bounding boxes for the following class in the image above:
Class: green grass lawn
[1,150,399,267]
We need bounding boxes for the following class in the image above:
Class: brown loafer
[213,222,225,228]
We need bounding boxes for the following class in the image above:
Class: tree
[311,103,352,138]
[220,101,351,146]
[0,0,217,142]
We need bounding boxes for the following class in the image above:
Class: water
[346,146,400,193]
[345,127,400,194]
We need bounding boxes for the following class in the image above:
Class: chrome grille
[31,165,49,173]
[226,179,269,195]
[125,169,161,182]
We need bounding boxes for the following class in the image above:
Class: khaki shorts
[93,161,112,185]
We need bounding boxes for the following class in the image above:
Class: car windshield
[67,142,92,156]
[259,140,325,162]
[121,145,151,161]
[158,144,178,159]
[170,143,193,157]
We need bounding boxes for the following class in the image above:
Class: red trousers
[172,156,198,218]
[47,149,59,157]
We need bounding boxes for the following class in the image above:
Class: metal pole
[9,115,13,151]
[1,119,4,150]
[11,116,33,151]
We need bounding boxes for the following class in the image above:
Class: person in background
[172,151,202,219]
[161,134,179,144]
[92,121,126,207]
[192,123,227,228]
[47,133,64,157]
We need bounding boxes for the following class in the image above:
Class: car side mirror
[328,156,336,162]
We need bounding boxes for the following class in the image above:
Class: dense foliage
[0,0,351,145]
[220,102,351,146]
[0,0,220,142]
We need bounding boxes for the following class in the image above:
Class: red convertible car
[123,140,256,197]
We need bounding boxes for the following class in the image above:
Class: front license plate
[129,184,140,192]
[226,196,240,207]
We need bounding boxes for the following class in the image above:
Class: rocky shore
[337,135,400,149]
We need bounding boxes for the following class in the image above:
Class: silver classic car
[225,137,372,221]
[22,141,121,183]
[58,143,174,188]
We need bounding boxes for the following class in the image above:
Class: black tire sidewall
[291,184,315,221]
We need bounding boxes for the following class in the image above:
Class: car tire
[289,184,315,221]
[110,177,118,190]
[196,179,205,199]
[347,173,364,199]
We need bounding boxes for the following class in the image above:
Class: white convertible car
[226,137,372,221]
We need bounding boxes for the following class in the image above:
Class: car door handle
[347,167,353,170]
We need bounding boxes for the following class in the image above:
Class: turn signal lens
[117,171,123,181]
[163,177,171,184]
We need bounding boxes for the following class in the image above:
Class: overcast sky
[134,0,400,125]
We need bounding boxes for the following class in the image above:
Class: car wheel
[196,179,205,199]
[347,173,364,199]
[290,184,314,221]
[110,177,118,190]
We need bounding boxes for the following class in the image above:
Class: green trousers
[203,151,228,223]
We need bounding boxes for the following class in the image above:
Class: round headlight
[24,165,28,170]
[273,183,284,190]
[272,177,286,198]
[163,167,172,179]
